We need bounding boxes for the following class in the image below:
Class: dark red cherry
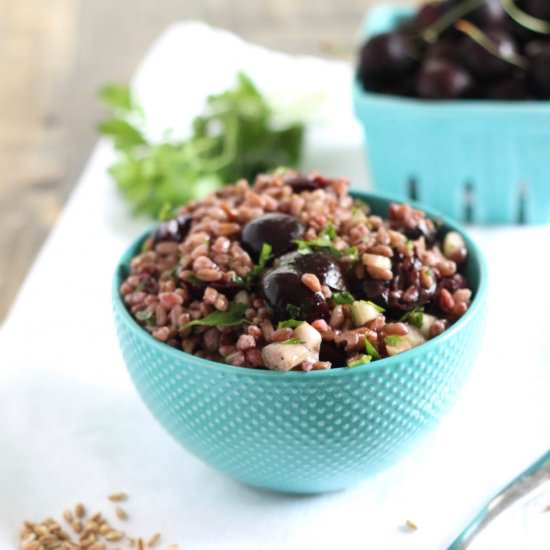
[416,59,473,99]
[486,77,530,99]
[261,269,330,322]
[459,30,518,78]
[151,214,192,244]
[359,31,419,81]
[425,38,461,63]
[319,341,348,368]
[522,0,550,19]
[261,251,346,321]
[288,251,346,291]
[241,213,304,260]
[412,2,446,29]
[283,173,331,193]
[528,42,550,96]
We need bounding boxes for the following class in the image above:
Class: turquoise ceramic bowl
[353,5,550,225]
[113,192,487,494]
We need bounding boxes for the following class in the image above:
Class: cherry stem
[455,19,528,69]
[500,0,550,34]
[421,0,485,43]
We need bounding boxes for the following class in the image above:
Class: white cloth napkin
[1,23,549,550]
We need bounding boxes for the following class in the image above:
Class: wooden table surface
[0,0,412,321]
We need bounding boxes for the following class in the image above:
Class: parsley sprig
[244,243,272,288]
[181,302,248,330]
[98,73,304,218]
[331,291,355,305]
[294,225,358,259]
[401,307,424,328]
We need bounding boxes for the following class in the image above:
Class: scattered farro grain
[148,532,161,547]
[137,538,145,550]
[108,492,128,502]
[115,506,128,521]
[405,519,418,531]
[544,504,550,512]
[72,520,83,534]
[105,530,125,542]
[75,503,86,519]
[63,510,73,524]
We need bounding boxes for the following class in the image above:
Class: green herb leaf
[98,84,134,112]
[184,273,202,285]
[294,224,358,259]
[98,119,147,150]
[277,319,304,329]
[98,73,305,218]
[384,335,402,347]
[347,355,372,368]
[500,0,550,34]
[401,307,424,329]
[332,291,355,305]
[136,309,154,324]
[245,243,273,287]
[182,302,248,330]
[280,338,306,345]
[365,338,380,360]
[158,203,176,222]
[286,304,302,319]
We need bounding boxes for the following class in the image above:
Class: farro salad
[120,171,473,371]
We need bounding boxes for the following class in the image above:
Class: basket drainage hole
[517,182,528,225]
[408,177,418,201]
[463,182,474,223]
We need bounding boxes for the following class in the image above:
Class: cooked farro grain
[121,171,473,371]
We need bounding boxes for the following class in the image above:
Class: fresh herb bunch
[98,73,304,218]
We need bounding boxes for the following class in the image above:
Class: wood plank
[0,0,414,321]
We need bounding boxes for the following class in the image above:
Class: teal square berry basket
[353,5,550,225]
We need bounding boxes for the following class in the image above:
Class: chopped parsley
[277,319,303,329]
[245,243,272,287]
[294,224,358,259]
[135,280,147,292]
[401,307,424,328]
[280,338,306,345]
[384,335,403,347]
[347,355,372,368]
[136,309,154,325]
[286,304,302,319]
[181,302,248,329]
[331,291,355,305]
[158,202,176,222]
[185,273,202,285]
[365,338,380,360]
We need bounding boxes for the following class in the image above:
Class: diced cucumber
[351,300,381,327]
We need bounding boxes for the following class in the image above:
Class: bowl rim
[354,4,550,113]
[113,189,488,379]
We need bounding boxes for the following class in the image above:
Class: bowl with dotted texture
[113,191,488,494]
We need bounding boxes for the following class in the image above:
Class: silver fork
[448,449,550,549]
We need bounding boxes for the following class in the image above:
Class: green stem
[422,0,485,43]
[500,0,550,34]
[455,19,528,69]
